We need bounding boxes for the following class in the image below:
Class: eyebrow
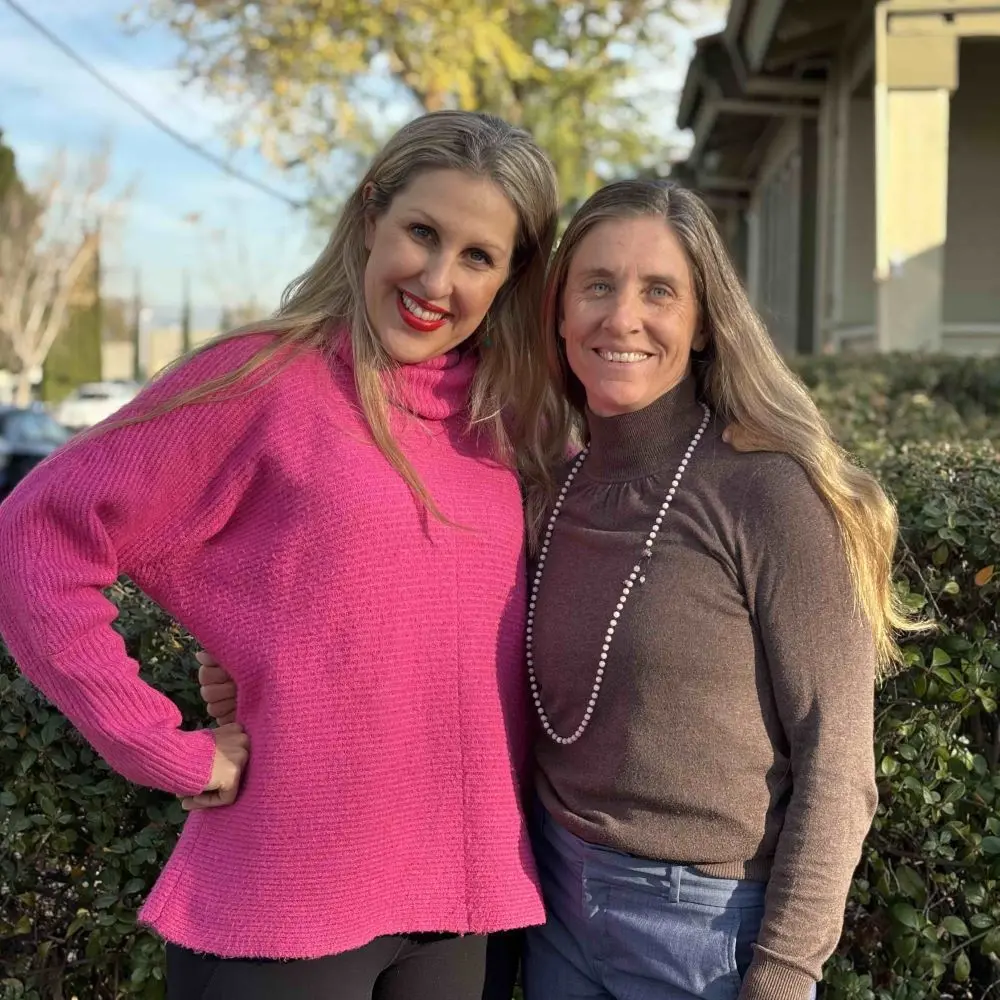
[408,209,511,257]
[575,266,679,285]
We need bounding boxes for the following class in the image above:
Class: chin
[377,326,446,365]
[590,383,648,411]
[589,393,643,417]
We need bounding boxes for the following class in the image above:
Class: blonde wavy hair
[125,110,569,521]
[540,179,915,673]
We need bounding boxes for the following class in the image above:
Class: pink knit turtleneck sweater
[0,333,543,958]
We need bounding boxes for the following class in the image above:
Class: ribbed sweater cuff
[738,954,817,1000]
[33,629,219,796]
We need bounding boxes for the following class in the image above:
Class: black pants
[167,930,522,1000]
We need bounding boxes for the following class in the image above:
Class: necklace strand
[527,403,712,745]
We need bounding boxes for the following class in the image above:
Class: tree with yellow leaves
[133,0,723,210]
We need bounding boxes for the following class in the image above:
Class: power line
[0,0,305,210]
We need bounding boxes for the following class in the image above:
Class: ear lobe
[363,214,375,252]
[693,326,709,352]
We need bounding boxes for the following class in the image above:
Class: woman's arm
[737,459,879,1000]
[0,338,277,797]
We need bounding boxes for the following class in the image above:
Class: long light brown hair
[541,179,916,673]
[125,110,569,521]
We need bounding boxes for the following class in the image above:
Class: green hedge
[825,440,1000,998]
[1,588,200,1000]
[794,354,1000,457]
[1,354,999,999]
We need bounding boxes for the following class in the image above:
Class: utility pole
[181,268,192,355]
[131,268,146,383]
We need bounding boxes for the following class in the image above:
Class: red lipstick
[397,289,450,333]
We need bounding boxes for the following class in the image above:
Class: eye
[409,223,434,241]
[468,248,494,267]
[589,280,611,294]
[649,284,671,299]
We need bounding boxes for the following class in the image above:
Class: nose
[420,251,456,301]
[601,290,642,337]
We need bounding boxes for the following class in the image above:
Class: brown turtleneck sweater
[531,376,878,1000]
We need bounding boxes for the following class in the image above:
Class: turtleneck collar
[584,375,707,482]
[335,332,476,422]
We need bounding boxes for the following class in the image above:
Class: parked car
[0,406,72,494]
[55,380,141,431]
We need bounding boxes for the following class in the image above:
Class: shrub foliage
[1,354,999,999]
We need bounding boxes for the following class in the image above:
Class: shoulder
[731,451,841,553]
[152,332,316,394]
[696,419,835,534]
[697,425,821,513]
[133,333,335,418]
[739,452,821,510]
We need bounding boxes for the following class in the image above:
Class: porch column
[874,2,958,351]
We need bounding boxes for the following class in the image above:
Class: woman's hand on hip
[196,650,238,725]
[181,722,250,811]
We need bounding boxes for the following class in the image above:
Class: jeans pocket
[734,903,766,981]
[602,885,742,1000]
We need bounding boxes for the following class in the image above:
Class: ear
[692,321,709,352]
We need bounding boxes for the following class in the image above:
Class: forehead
[568,215,691,280]
[389,168,519,255]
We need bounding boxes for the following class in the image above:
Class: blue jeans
[524,805,773,1000]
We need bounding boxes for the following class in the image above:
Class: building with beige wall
[676,0,1000,355]
[100,327,220,384]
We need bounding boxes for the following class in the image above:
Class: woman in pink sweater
[0,111,568,1000]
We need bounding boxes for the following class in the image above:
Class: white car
[55,381,141,431]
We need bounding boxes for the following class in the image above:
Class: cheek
[362,239,400,319]
[680,301,701,340]
[367,230,422,287]
[559,303,589,349]
[362,251,381,308]
[363,236,386,283]
[462,274,506,323]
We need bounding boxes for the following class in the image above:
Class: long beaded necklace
[526,403,712,745]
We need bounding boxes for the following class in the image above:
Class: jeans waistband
[535,804,766,910]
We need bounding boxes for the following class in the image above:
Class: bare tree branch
[0,146,128,406]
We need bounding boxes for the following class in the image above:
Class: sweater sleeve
[0,337,280,797]
[736,458,879,1000]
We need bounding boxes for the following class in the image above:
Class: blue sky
[0,0,713,330]
[0,0,319,328]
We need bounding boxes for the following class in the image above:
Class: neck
[583,376,707,481]
[334,331,477,421]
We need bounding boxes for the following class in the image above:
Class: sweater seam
[453,518,472,927]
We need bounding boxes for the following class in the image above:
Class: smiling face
[363,168,519,364]
[559,215,706,417]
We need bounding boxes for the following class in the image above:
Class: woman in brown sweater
[520,179,911,1000]
[197,179,908,999]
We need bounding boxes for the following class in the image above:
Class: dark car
[0,406,72,494]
